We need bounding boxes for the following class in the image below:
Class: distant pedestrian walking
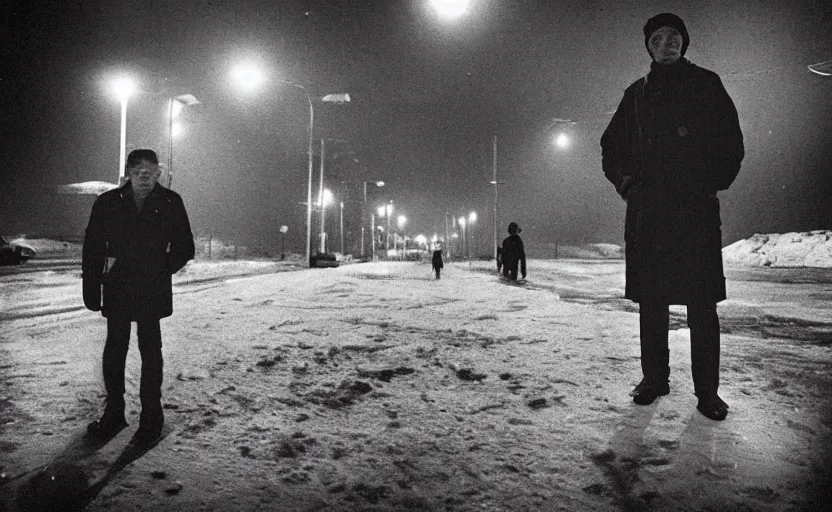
[600,13,744,421]
[501,222,526,281]
[431,243,444,279]
[82,149,195,443]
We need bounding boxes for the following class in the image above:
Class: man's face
[648,26,683,64]
[127,159,161,194]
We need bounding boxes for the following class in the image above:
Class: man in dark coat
[501,222,526,281]
[600,13,743,421]
[83,149,195,442]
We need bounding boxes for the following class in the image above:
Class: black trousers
[103,314,163,412]
[503,262,519,280]
[639,302,720,398]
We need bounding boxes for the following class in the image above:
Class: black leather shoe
[87,406,128,439]
[133,408,164,444]
[697,395,729,421]
[631,379,670,405]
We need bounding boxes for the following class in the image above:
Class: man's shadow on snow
[591,402,733,511]
[589,402,660,510]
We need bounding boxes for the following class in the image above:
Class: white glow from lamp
[231,62,265,92]
[431,0,470,18]
[111,77,136,101]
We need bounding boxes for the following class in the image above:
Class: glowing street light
[468,211,477,260]
[555,132,570,149]
[319,188,334,253]
[109,76,136,183]
[430,0,470,18]
[230,62,265,92]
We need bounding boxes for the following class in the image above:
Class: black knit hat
[508,222,521,234]
[643,13,689,57]
[126,148,159,167]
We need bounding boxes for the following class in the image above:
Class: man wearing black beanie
[601,14,744,421]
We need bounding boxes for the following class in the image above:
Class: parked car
[0,236,37,265]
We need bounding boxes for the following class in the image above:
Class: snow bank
[722,230,832,268]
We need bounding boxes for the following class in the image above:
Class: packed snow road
[1,259,830,511]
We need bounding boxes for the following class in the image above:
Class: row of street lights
[107,63,351,268]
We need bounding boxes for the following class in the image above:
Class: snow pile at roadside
[722,230,832,268]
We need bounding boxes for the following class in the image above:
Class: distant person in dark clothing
[601,13,744,421]
[501,222,526,281]
[83,149,195,443]
[431,243,444,279]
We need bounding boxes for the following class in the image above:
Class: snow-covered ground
[1,237,830,511]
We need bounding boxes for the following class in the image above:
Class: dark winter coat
[601,58,744,305]
[501,234,526,277]
[431,250,444,270]
[83,181,195,319]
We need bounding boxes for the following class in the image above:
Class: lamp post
[361,181,385,257]
[468,211,477,261]
[458,217,467,261]
[397,215,407,260]
[339,201,344,256]
[110,77,136,184]
[319,188,333,253]
[166,93,200,189]
[489,135,506,262]
[385,202,394,252]
[279,225,288,260]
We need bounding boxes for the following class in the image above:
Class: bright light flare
[110,76,136,101]
[458,217,466,228]
[398,215,407,228]
[468,211,477,222]
[378,206,387,217]
[554,133,570,149]
[431,0,470,18]
[231,62,265,92]
[171,123,183,137]
[318,188,333,207]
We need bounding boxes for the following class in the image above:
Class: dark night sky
[2,0,831,254]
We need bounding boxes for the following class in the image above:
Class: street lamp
[230,61,349,267]
[339,201,344,256]
[554,132,570,149]
[458,216,467,260]
[166,93,200,189]
[385,203,394,252]
[468,211,477,260]
[319,188,333,253]
[397,215,407,259]
[279,225,288,260]
[430,0,470,18]
[361,181,385,257]
[110,76,136,183]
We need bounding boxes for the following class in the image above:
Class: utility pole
[490,134,505,262]
[319,139,326,254]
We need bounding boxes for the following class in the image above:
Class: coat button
[677,126,689,137]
